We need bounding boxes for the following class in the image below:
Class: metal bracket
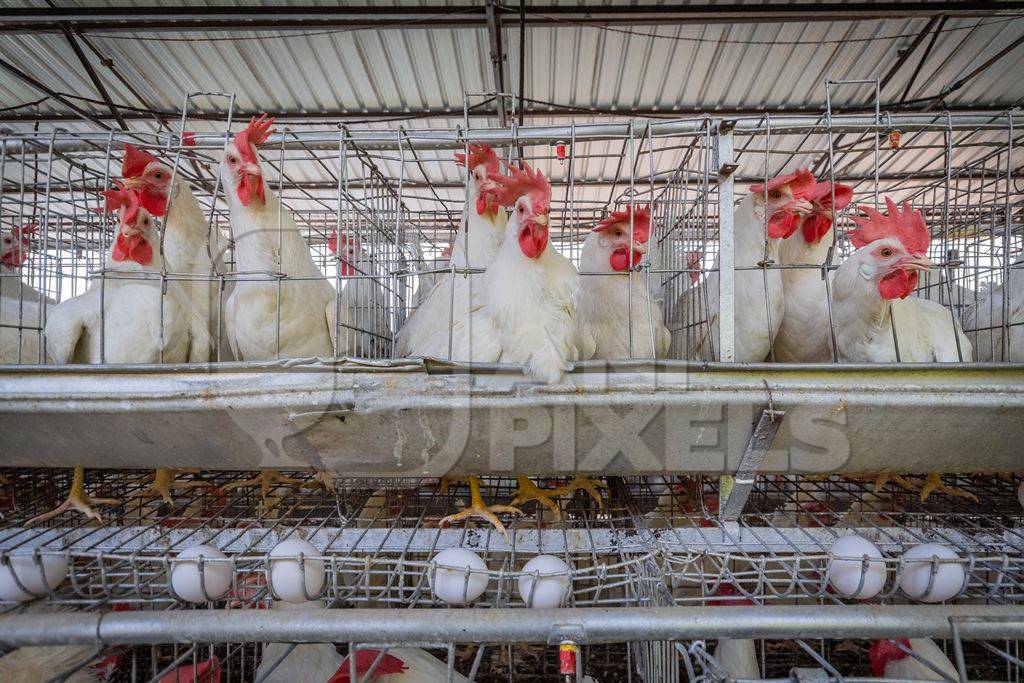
[718,407,786,522]
[547,623,587,646]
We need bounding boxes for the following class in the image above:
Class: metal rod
[1,606,1022,648]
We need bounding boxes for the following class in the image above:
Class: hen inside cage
[2,109,1021,370]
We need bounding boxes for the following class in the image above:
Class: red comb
[122,143,158,179]
[799,181,854,243]
[11,223,38,239]
[234,114,275,166]
[849,197,930,255]
[750,167,816,196]
[869,638,911,677]
[482,161,551,214]
[98,182,141,227]
[594,205,651,244]
[328,649,407,683]
[455,143,501,175]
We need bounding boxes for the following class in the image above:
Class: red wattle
[800,213,833,244]
[609,247,642,271]
[237,173,265,206]
[877,268,918,300]
[767,211,800,239]
[518,222,548,259]
[139,189,168,217]
[112,233,154,266]
[328,650,407,682]
[869,638,912,677]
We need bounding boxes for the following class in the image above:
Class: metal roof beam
[1,105,1019,126]
[485,0,509,126]
[58,25,128,130]
[1,3,1022,32]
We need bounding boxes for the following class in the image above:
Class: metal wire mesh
[3,99,1021,368]
[0,471,1021,681]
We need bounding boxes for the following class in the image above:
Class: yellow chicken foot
[131,469,206,506]
[438,476,466,496]
[508,475,562,521]
[551,474,607,508]
[312,470,336,493]
[220,470,311,503]
[27,468,118,525]
[872,472,923,495]
[919,473,980,504]
[439,476,523,539]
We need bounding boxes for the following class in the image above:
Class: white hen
[962,254,1024,361]
[478,161,578,383]
[396,144,507,360]
[0,223,51,364]
[44,185,205,365]
[326,231,390,357]
[676,170,814,361]
[121,143,229,361]
[773,179,854,362]
[220,115,338,360]
[576,205,670,359]
[831,198,971,363]
[870,637,960,681]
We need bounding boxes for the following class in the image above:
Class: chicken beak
[531,214,549,226]
[789,198,814,215]
[120,221,140,238]
[122,177,145,191]
[901,255,934,271]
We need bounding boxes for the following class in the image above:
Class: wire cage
[3,88,1021,370]
[0,471,1021,681]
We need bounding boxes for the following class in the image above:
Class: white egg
[429,548,488,605]
[170,545,231,602]
[269,538,325,603]
[0,551,68,602]
[827,535,886,599]
[518,555,571,608]
[899,543,965,603]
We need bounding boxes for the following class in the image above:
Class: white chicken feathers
[220,118,339,360]
[712,638,761,680]
[676,193,785,361]
[575,212,670,360]
[395,151,506,361]
[774,227,835,362]
[873,638,960,681]
[962,255,1024,361]
[44,200,205,365]
[831,241,971,363]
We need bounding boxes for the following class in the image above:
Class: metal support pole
[718,407,785,522]
[716,121,736,362]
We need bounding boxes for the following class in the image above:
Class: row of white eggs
[0,541,571,607]
[828,535,966,602]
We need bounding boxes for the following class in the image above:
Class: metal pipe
[4,113,1024,154]
[1,606,1022,648]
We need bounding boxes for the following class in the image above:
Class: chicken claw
[440,476,522,539]
[509,475,562,521]
[919,473,980,504]
[131,469,206,506]
[551,474,607,508]
[872,472,923,495]
[27,467,118,525]
[220,470,311,504]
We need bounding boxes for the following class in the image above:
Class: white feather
[575,229,670,360]
[222,174,337,360]
[774,227,835,362]
[831,241,972,362]
[962,255,1024,361]
[713,638,761,680]
[676,194,784,361]
[881,638,960,681]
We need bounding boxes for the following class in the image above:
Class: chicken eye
[880,247,893,258]
[770,190,783,200]
[227,155,238,164]
[517,205,525,214]
[154,171,163,179]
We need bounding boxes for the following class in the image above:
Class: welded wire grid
[0,471,1021,681]
[3,105,1022,367]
